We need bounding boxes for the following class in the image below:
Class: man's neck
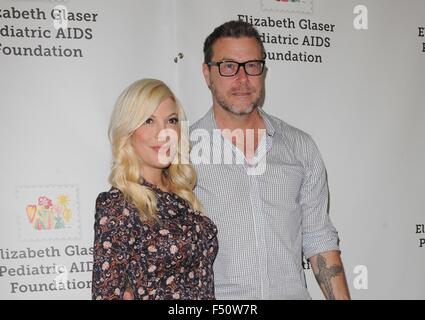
[212,105,266,160]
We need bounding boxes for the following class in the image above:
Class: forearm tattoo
[313,254,343,300]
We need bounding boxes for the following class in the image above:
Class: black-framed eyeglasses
[207,59,266,77]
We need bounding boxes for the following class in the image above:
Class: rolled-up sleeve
[300,136,340,260]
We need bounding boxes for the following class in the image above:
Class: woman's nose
[155,122,171,141]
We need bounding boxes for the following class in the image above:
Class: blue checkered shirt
[190,108,340,299]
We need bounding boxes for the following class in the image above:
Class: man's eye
[223,63,236,70]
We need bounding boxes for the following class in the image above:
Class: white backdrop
[0,0,424,299]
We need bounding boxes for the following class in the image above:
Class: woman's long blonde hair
[108,79,202,221]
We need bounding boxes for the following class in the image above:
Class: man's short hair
[203,20,266,64]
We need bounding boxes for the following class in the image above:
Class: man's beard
[211,82,263,116]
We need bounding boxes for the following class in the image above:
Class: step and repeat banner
[0,0,179,299]
[0,0,424,299]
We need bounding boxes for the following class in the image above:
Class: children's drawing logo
[26,194,72,230]
[17,185,80,240]
[262,0,312,13]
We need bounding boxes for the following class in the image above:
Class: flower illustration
[27,194,73,230]
[63,207,72,224]
[57,194,69,206]
[51,204,63,215]
[38,196,52,209]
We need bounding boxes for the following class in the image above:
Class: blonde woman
[92,79,218,300]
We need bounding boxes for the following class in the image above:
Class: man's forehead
[212,37,262,57]
[214,36,258,45]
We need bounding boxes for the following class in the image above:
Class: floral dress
[92,182,218,300]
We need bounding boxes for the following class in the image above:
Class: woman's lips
[151,145,167,152]
[150,145,172,155]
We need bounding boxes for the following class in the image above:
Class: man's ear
[202,63,211,88]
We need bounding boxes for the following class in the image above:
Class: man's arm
[309,250,351,300]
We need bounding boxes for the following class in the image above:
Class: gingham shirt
[190,108,340,300]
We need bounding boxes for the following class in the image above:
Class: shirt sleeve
[91,192,134,300]
[300,136,340,260]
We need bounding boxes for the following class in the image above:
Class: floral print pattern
[92,182,218,300]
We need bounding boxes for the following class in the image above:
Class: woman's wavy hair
[108,79,202,221]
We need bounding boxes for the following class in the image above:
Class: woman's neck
[141,169,169,192]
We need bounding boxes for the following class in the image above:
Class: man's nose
[235,65,249,81]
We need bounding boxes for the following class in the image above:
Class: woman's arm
[92,192,133,300]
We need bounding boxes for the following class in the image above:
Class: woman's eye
[169,117,179,124]
[144,118,153,124]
